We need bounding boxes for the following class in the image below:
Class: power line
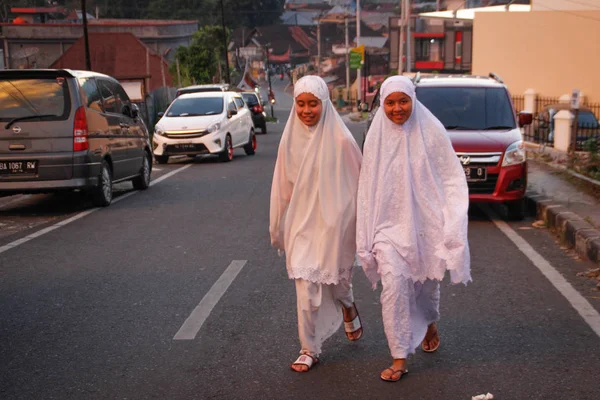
[535,1,600,24]
[562,0,600,9]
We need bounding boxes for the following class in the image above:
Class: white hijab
[356,76,471,287]
[270,75,362,285]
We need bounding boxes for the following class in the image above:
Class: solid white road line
[0,164,192,256]
[484,206,600,338]
[173,260,248,340]
[149,164,191,187]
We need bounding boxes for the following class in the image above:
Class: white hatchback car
[152,91,256,163]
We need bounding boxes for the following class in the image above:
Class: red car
[364,74,533,220]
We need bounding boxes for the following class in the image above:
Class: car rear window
[578,111,599,128]
[242,93,259,106]
[0,77,70,122]
[167,97,224,117]
[416,87,516,130]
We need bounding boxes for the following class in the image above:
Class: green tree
[170,25,229,86]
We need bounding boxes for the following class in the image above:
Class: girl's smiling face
[383,92,413,125]
[295,92,323,127]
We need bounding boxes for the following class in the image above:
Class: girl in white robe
[356,76,471,382]
[270,76,364,372]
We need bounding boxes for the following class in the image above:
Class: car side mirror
[131,104,140,119]
[518,112,533,127]
[157,112,165,118]
[121,104,132,117]
[228,109,238,118]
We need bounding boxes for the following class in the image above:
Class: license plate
[0,160,38,175]
[464,166,487,182]
[168,144,208,153]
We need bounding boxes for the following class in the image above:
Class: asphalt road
[1,77,599,400]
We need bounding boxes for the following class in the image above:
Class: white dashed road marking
[173,260,248,340]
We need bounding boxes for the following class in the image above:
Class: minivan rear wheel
[132,152,151,190]
[92,160,113,207]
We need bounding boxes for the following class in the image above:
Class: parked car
[241,91,267,134]
[362,73,532,220]
[0,69,153,206]
[175,84,230,98]
[534,104,600,148]
[153,91,256,163]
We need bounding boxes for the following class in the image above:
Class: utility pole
[345,15,350,103]
[317,18,321,76]
[398,0,405,74]
[406,0,411,73]
[219,0,230,84]
[356,0,362,107]
[81,0,91,70]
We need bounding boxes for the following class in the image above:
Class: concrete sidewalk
[525,155,600,266]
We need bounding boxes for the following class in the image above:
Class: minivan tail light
[73,106,89,152]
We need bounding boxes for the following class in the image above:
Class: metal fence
[522,114,554,147]
[574,111,600,151]
[535,96,561,114]
[512,95,524,113]
[146,86,178,135]
[512,95,600,150]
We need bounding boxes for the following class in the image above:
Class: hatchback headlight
[207,123,221,134]
[154,127,164,137]
[502,140,526,167]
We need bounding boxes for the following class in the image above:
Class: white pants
[295,279,354,357]
[380,272,440,359]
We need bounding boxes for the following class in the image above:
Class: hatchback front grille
[164,130,208,139]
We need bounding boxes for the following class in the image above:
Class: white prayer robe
[356,76,471,358]
[269,76,363,356]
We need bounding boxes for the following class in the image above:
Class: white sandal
[291,354,318,372]
[344,303,363,341]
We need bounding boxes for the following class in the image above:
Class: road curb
[526,191,600,265]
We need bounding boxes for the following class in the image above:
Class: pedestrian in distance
[356,75,471,382]
[270,75,364,372]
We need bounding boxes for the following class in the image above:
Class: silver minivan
[0,69,152,206]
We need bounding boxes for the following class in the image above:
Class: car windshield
[166,97,224,117]
[416,87,516,131]
[0,77,69,121]
[578,111,599,128]
[241,93,259,106]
